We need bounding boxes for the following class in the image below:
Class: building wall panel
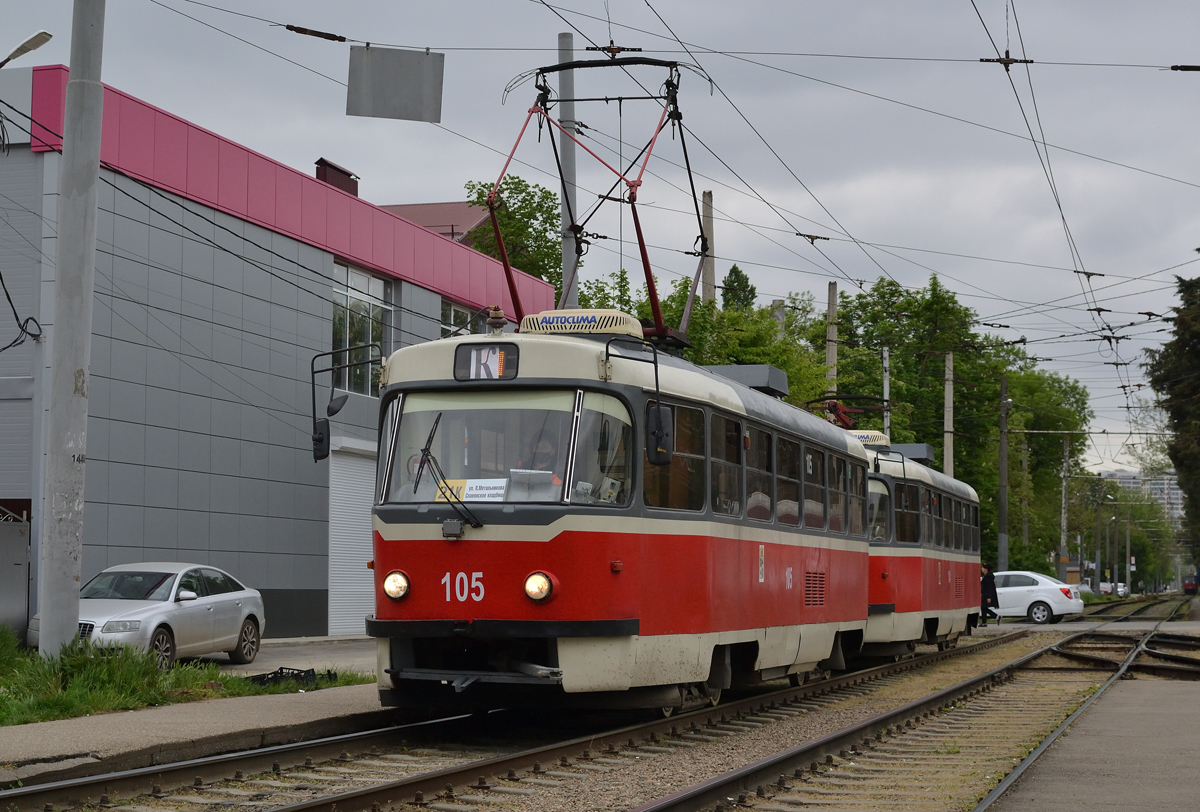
[30,65,555,314]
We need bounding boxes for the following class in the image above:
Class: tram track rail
[1080,594,1186,622]
[0,631,1026,812]
[629,616,1200,812]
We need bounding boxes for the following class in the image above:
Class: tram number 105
[442,571,484,602]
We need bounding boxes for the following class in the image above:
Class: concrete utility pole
[824,282,837,421]
[1094,492,1102,592]
[701,191,715,301]
[1058,435,1069,582]
[882,346,891,438]
[39,0,106,657]
[557,32,579,309]
[943,352,953,477]
[771,299,786,331]
[1124,508,1131,592]
[997,376,1009,571]
[1021,439,1030,548]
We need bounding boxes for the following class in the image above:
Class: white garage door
[328,451,377,635]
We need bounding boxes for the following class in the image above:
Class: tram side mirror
[313,417,331,462]
[646,405,674,466]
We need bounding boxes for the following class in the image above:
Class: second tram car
[362,309,980,711]
[856,431,980,655]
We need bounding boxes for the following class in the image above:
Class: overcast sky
[7,0,1200,472]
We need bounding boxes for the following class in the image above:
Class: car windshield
[80,571,176,601]
[1042,575,1067,585]
[383,390,633,506]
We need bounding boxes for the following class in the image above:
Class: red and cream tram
[361,309,981,711]
[857,430,981,655]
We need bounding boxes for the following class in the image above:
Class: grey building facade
[0,65,553,638]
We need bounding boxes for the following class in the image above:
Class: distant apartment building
[1101,469,1185,529]
[0,65,553,639]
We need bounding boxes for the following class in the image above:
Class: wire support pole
[998,376,1009,571]
[1059,434,1069,582]
[39,0,106,657]
[943,351,954,478]
[557,32,579,308]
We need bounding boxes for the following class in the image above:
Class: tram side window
[828,456,848,532]
[931,492,943,547]
[643,403,706,511]
[953,499,964,550]
[803,446,826,529]
[777,437,802,527]
[711,414,743,516]
[569,392,634,506]
[896,482,921,543]
[921,487,932,544]
[848,463,866,536]
[972,504,980,552]
[746,427,773,522]
[867,478,890,541]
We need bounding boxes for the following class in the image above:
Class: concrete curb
[2,708,397,787]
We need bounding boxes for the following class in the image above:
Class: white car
[993,570,1085,624]
[27,562,265,667]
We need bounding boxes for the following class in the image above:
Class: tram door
[328,451,377,635]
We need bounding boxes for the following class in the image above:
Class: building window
[332,264,391,396]
[441,300,485,337]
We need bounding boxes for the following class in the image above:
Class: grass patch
[0,626,374,727]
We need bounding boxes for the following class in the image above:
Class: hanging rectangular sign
[347,46,444,123]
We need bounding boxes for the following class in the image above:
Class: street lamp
[0,31,53,69]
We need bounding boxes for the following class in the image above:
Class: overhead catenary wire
[539,0,1200,194]
[142,0,1181,352]
[145,5,1165,447]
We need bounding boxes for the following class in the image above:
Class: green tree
[830,276,1093,569]
[1144,275,1200,555]
[721,264,757,310]
[464,175,563,296]
[579,267,636,313]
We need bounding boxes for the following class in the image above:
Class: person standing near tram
[980,563,1000,627]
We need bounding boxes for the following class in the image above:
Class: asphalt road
[192,635,378,677]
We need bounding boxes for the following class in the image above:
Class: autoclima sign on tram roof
[454,343,519,381]
[519,309,642,337]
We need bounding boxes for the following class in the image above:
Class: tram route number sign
[454,343,519,381]
[434,478,508,502]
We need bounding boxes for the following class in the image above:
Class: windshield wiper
[425,452,483,529]
[412,412,482,529]
[413,413,442,493]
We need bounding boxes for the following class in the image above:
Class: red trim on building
[30,65,554,315]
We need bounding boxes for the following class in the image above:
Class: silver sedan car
[27,562,265,668]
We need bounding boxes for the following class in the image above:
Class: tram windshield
[383,390,633,506]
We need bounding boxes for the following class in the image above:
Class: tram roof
[382,330,867,460]
[872,450,979,502]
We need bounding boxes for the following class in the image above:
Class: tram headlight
[524,572,553,602]
[383,570,410,600]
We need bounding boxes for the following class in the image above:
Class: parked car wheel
[227,618,260,664]
[150,626,175,669]
[1027,601,1052,624]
